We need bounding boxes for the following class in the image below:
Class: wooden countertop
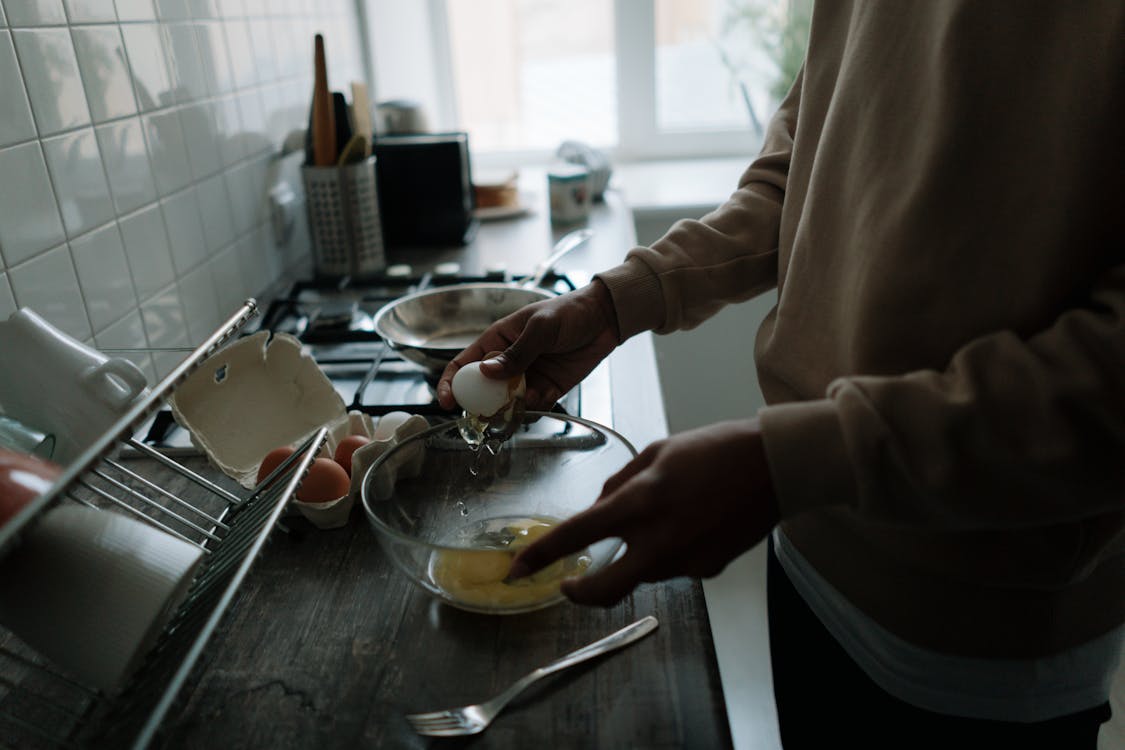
[156,193,733,748]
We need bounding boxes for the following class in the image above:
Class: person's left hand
[508,418,778,606]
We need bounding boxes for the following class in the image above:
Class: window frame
[613,0,763,161]
[411,0,766,166]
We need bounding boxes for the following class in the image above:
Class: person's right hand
[436,279,621,411]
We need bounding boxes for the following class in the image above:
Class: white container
[168,334,431,530]
[302,155,386,278]
[0,308,148,465]
[548,163,591,225]
[0,505,204,692]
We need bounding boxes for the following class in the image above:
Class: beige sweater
[598,1,1124,658]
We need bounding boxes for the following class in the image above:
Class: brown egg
[297,457,351,504]
[333,434,370,476]
[256,446,296,486]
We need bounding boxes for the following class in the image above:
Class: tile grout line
[4,18,96,340]
[0,1,359,355]
[66,19,154,347]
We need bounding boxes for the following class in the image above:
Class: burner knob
[484,263,508,280]
[386,264,413,278]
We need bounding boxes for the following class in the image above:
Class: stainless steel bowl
[372,284,554,375]
[372,229,593,376]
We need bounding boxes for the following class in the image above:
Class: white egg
[451,362,524,417]
[372,410,412,441]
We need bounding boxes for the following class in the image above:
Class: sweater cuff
[759,399,859,519]
[594,256,667,341]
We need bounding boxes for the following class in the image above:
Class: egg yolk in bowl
[428,517,590,609]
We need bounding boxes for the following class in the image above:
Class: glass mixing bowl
[360,412,637,614]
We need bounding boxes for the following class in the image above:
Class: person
[436,2,1124,747]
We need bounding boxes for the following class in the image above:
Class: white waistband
[772,527,1123,722]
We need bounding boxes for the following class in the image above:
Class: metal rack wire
[0,300,325,749]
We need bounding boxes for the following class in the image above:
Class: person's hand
[508,418,778,606]
[436,279,621,411]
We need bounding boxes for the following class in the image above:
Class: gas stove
[139,269,612,451]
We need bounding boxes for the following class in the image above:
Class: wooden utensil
[311,34,336,167]
[350,81,373,157]
[336,133,369,166]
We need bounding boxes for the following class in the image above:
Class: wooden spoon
[311,34,337,167]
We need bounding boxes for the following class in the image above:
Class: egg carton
[167,331,429,530]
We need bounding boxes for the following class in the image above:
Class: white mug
[0,309,148,465]
[0,504,204,692]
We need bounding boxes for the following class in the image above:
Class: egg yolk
[430,519,589,609]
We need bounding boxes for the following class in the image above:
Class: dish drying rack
[0,300,327,749]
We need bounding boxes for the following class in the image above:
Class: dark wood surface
[156,506,731,749]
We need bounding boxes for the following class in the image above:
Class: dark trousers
[766,540,1112,749]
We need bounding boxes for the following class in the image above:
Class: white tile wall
[68,221,137,329]
[5,0,66,27]
[0,32,37,146]
[118,203,174,298]
[138,282,187,376]
[41,127,115,237]
[0,0,365,376]
[178,100,222,179]
[161,185,206,273]
[13,27,91,135]
[177,261,219,342]
[114,0,155,24]
[93,308,155,383]
[64,0,117,24]
[71,25,137,123]
[0,141,66,265]
[120,22,173,109]
[194,172,235,251]
[5,243,90,341]
[0,273,15,320]
[96,116,157,213]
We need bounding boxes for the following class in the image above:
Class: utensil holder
[302,156,386,278]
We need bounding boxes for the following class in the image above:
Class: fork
[405,615,659,737]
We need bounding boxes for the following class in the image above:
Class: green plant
[722,0,812,102]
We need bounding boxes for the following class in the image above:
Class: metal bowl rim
[371,283,556,341]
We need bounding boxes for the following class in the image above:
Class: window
[367,0,810,163]
[445,0,617,152]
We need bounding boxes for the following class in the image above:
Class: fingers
[509,447,658,583]
[435,360,462,409]
[598,443,659,501]
[436,341,488,409]
[479,311,558,379]
[508,495,635,579]
[436,328,517,409]
[437,307,550,409]
[561,550,649,606]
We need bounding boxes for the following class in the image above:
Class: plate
[474,192,534,222]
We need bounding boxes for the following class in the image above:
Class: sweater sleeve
[760,256,1125,532]
[596,67,803,341]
